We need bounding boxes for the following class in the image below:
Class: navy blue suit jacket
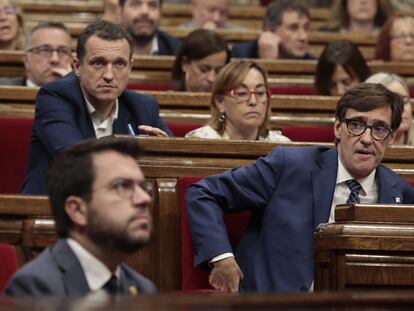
[4,239,156,297]
[232,40,316,60]
[20,72,171,195]
[157,31,181,56]
[186,146,414,292]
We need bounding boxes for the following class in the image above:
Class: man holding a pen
[20,20,171,195]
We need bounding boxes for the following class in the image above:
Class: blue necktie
[346,179,361,204]
[103,275,119,295]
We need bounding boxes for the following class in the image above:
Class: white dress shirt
[67,238,121,292]
[85,97,119,139]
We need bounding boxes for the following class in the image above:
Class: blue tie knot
[346,179,361,204]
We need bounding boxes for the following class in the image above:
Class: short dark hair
[47,137,142,237]
[26,21,70,48]
[76,20,134,63]
[335,83,404,133]
[171,29,230,91]
[263,0,310,31]
[315,40,371,95]
[119,0,162,7]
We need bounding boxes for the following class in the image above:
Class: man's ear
[388,132,396,145]
[73,58,81,77]
[334,118,341,139]
[64,195,88,227]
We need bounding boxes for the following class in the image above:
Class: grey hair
[365,72,409,93]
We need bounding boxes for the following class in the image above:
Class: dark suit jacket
[157,31,181,56]
[232,40,316,60]
[19,71,171,195]
[0,76,25,86]
[4,239,156,297]
[186,147,414,292]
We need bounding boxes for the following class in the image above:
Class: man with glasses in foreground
[5,138,156,297]
[0,21,72,86]
[186,83,414,293]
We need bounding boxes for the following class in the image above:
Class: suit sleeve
[185,147,285,266]
[3,274,56,297]
[147,96,172,136]
[34,87,85,157]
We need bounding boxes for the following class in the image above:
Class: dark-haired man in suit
[19,20,171,195]
[119,0,181,55]
[6,138,156,297]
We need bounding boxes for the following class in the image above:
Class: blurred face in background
[182,50,227,92]
[329,64,360,96]
[121,0,161,44]
[386,80,411,144]
[191,0,230,29]
[347,0,377,24]
[276,10,309,58]
[390,17,414,62]
[0,0,19,49]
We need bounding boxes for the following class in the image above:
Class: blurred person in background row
[171,29,230,92]
[0,0,24,50]
[232,0,316,60]
[366,72,414,145]
[375,15,414,62]
[186,60,290,142]
[315,40,370,96]
[119,0,181,55]
[179,0,241,29]
[0,21,72,86]
[321,0,392,34]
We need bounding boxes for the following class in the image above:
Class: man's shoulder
[156,31,181,55]
[232,40,258,58]
[120,264,157,294]
[40,72,79,96]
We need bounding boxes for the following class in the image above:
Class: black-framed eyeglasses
[342,118,393,141]
[224,86,269,104]
[26,45,71,59]
[96,178,155,200]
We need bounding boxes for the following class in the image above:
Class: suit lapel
[113,100,133,135]
[377,165,399,203]
[312,148,338,228]
[52,239,90,296]
[119,265,139,296]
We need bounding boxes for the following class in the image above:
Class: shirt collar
[67,238,121,291]
[336,155,377,196]
[149,35,159,55]
[26,79,38,87]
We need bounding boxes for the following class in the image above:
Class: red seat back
[178,177,251,291]
[282,127,335,143]
[0,243,18,293]
[167,122,201,137]
[0,118,33,193]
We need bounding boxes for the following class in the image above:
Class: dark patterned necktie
[346,179,362,204]
[103,275,119,295]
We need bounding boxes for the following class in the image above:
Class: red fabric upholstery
[282,127,335,143]
[178,177,251,291]
[269,86,314,95]
[0,118,33,194]
[127,82,172,91]
[167,122,201,137]
[0,243,18,293]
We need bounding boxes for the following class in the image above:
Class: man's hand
[138,125,169,137]
[257,31,280,59]
[209,257,243,292]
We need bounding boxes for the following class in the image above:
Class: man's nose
[49,50,60,64]
[102,64,114,80]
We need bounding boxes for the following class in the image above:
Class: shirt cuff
[209,253,234,264]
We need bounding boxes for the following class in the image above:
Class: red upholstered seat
[0,243,18,294]
[269,86,314,95]
[0,118,33,193]
[167,122,201,137]
[178,177,251,291]
[282,127,335,143]
[127,82,172,91]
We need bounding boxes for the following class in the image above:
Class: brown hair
[208,60,272,138]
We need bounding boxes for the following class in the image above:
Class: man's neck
[70,232,124,272]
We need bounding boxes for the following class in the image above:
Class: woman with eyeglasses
[0,0,24,50]
[376,15,414,61]
[366,72,414,145]
[171,29,230,92]
[185,60,290,141]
